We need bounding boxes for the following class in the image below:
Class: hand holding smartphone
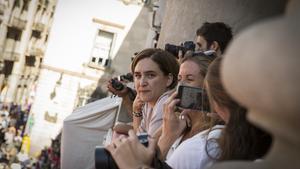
[176,85,210,112]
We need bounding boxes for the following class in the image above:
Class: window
[6,26,22,40]
[25,55,36,67]
[3,60,14,77]
[89,30,114,68]
[31,30,41,39]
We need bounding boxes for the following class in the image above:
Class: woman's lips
[139,90,150,93]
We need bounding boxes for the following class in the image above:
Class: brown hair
[205,56,272,161]
[181,51,217,80]
[131,48,179,89]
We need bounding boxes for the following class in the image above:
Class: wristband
[133,111,143,117]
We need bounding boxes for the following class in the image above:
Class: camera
[111,73,134,91]
[119,73,133,82]
[95,133,149,169]
[111,78,125,91]
[176,85,210,112]
[165,41,196,57]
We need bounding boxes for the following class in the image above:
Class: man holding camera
[164,22,232,61]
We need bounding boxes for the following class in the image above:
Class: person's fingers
[168,92,178,103]
[184,115,192,128]
[113,137,123,147]
[147,137,158,153]
[105,143,115,154]
[128,129,138,139]
[164,91,177,106]
[165,99,180,117]
[118,135,127,142]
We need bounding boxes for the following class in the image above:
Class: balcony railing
[9,7,27,29]
[32,22,45,32]
[2,51,20,61]
[2,39,20,61]
[27,38,45,56]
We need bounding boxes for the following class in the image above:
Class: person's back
[209,1,300,169]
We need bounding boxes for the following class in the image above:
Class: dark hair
[205,57,272,161]
[196,22,233,53]
[131,48,179,89]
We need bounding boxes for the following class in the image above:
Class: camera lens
[165,43,180,57]
[95,146,118,169]
[94,134,149,169]
[111,79,124,91]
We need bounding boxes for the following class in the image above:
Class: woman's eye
[147,74,155,78]
[134,74,141,79]
[187,78,194,82]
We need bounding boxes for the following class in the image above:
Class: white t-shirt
[166,135,183,160]
[166,125,224,169]
[138,91,171,137]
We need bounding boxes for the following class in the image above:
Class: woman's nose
[178,81,187,86]
[140,76,148,86]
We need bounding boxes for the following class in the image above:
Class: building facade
[27,0,159,155]
[0,0,57,106]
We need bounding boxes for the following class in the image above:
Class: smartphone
[176,85,210,112]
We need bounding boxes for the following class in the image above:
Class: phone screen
[177,85,210,112]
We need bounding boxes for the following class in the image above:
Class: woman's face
[205,81,230,123]
[178,60,206,122]
[134,58,171,107]
[178,60,204,88]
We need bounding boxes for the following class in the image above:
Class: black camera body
[165,41,196,57]
[111,73,134,91]
[119,73,133,82]
[95,133,148,169]
[176,85,210,112]
[111,78,125,91]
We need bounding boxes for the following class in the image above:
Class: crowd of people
[105,21,275,169]
[0,103,61,169]
[0,103,30,168]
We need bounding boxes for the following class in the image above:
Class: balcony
[1,39,21,61]
[1,51,20,61]
[32,22,45,32]
[33,9,45,32]
[27,38,45,56]
[10,16,27,29]
[9,7,27,29]
[28,46,44,56]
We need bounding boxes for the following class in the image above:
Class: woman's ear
[166,74,174,88]
[209,41,220,52]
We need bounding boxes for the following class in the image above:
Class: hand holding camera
[96,131,154,169]
[107,78,128,97]
[165,41,196,57]
[107,75,136,101]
